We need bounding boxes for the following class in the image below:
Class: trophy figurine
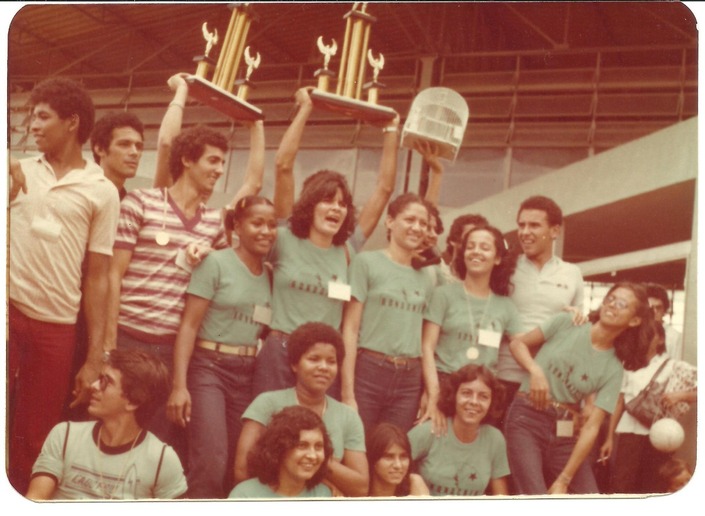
[194,23,218,79]
[314,36,337,92]
[183,3,264,121]
[363,49,384,105]
[309,3,397,123]
[234,46,261,101]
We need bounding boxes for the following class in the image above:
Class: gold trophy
[184,3,264,121]
[309,2,397,123]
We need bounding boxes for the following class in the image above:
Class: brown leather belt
[516,391,580,415]
[196,339,257,357]
[358,347,420,368]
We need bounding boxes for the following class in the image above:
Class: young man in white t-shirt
[27,349,187,500]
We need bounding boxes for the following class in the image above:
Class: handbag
[624,358,670,427]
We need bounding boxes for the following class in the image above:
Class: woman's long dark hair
[452,224,517,296]
[289,170,355,246]
[366,422,412,496]
[588,282,653,371]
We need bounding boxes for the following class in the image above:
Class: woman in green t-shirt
[341,192,433,433]
[229,406,334,499]
[419,224,521,432]
[252,87,401,399]
[505,282,652,495]
[166,196,277,499]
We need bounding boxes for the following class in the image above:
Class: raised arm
[154,73,190,188]
[356,114,401,239]
[273,87,314,219]
[414,140,444,206]
[341,299,364,411]
[226,120,265,209]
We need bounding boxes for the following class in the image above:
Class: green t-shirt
[228,477,332,499]
[519,312,624,413]
[350,250,433,357]
[408,419,509,497]
[269,226,354,333]
[186,248,271,346]
[241,388,365,460]
[425,283,523,374]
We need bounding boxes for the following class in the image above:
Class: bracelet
[382,126,398,133]
[169,101,185,110]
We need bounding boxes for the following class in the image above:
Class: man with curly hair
[8,77,120,494]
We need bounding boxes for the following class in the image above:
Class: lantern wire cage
[400,87,470,163]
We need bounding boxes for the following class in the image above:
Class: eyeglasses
[603,295,630,310]
[96,373,115,392]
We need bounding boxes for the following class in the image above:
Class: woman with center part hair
[419,224,522,431]
[252,87,400,398]
[505,282,652,495]
[341,193,434,434]
[367,422,429,497]
[408,364,510,496]
[234,322,368,497]
[229,406,334,499]
[166,196,277,499]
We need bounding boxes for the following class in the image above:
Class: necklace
[155,187,170,246]
[96,425,143,499]
[463,286,493,361]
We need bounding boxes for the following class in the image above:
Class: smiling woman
[505,282,653,495]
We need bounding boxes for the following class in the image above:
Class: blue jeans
[504,395,598,494]
[252,331,296,398]
[186,348,255,499]
[354,350,422,433]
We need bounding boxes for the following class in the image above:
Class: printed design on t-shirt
[288,272,329,297]
[455,318,502,344]
[428,458,485,496]
[379,287,426,314]
[232,302,271,325]
[546,360,588,399]
[66,462,140,499]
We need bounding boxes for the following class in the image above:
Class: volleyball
[649,418,685,452]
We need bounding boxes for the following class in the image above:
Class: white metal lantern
[400,87,469,163]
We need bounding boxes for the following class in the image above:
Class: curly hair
[90,111,144,163]
[437,364,504,422]
[168,125,228,182]
[29,77,95,144]
[588,282,654,371]
[366,422,413,496]
[248,406,333,490]
[105,348,170,427]
[452,224,517,296]
[289,170,356,246]
[287,322,345,367]
[517,195,563,227]
[444,213,489,256]
[645,282,671,313]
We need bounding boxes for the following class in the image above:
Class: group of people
[8,73,695,501]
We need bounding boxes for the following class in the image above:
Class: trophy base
[310,89,397,123]
[185,75,264,121]
[400,130,460,163]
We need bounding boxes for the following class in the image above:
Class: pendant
[466,346,480,360]
[155,231,170,246]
